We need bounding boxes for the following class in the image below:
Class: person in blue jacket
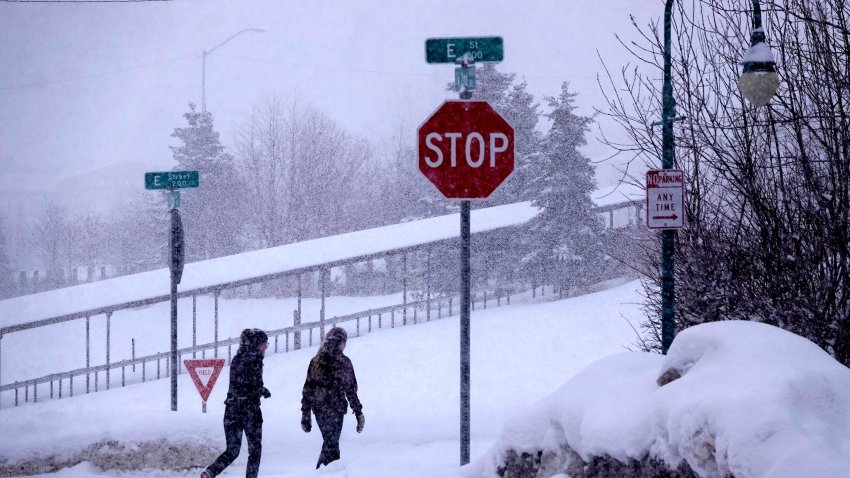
[201,328,270,478]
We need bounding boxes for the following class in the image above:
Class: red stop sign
[418,101,514,199]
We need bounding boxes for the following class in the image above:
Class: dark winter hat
[326,326,347,344]
[241,328,269,349]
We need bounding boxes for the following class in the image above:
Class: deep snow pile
[468,321,850,478]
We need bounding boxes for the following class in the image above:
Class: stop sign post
[418,97,514,466]
[419,101,515,199]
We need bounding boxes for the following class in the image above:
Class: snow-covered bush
[468,321,850,478]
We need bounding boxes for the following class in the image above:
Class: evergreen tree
[466,63,514,111]
[496,79,543,205]
[523,82,601,291]
[171,104,246,260]
[443,65,546,291]
[453,64,543,207]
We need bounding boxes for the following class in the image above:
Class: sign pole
[145,171,193,411]
[420,38,510,467]
[457,52,474,466]
[459,199,471,465]
[169,191,180,412]
[660,0,677,354]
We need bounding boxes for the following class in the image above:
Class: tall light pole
[659,0,678,355]
[202,28,264,112]
[658,0,777,354]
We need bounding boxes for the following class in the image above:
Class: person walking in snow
[301,326,365,468]
[201,328,271,478]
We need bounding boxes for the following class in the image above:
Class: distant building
[53,161,151,218]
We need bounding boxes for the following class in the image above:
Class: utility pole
[201,28,264,112]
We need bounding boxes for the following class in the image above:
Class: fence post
[368,314,372,332]
[320,269,327,341]
[143,361,146,383]
[296,275,302,350]
[106,311,112,390]
[357,317,361,337]
[378,313,382,329]
[192,294,197,358]
[214,290,221,358]
[286,332,290,352]
[69,376,73,397]
[50,380,54,399]
[132,338,136,372]
[426,250,432,321]
[293,309,301,350]
[391,309,395,328]
[403,253,408,326]
[86,316,91,393]
[508,271,513,305]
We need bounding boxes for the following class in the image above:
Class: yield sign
[184,359,225,402]
[646,169,685,229]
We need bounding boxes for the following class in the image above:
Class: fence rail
[0,287,522,409]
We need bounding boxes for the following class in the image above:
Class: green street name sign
[425,36,503,64]
[145,171,199,190]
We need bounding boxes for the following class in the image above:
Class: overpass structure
[0,186,643,409]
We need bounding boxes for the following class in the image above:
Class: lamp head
[739,28,779,107]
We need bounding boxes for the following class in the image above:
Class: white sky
[0,0,661,191]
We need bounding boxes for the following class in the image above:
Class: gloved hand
[355,412,365,433]
[301,411,312,433]
[262,387,271,399]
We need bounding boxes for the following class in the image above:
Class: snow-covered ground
[0,280,644,477]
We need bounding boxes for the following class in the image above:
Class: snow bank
[469,321,850,478]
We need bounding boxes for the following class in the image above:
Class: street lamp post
[202,28,265,112]
[660,0,677,355]
[658,0,777,354]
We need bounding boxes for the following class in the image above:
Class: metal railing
[0,287,520,409]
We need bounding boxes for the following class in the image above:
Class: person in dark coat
[301,326,365,468]
[201,328,271,478]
